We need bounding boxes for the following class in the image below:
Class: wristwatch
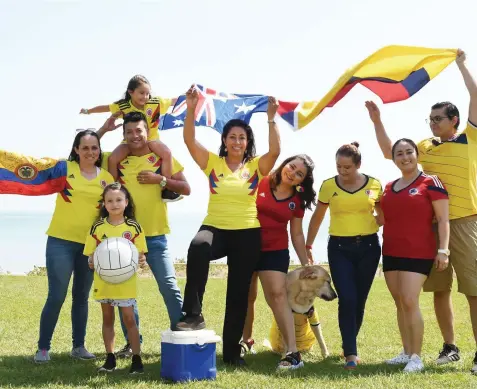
[159,176,167,188]
[438,249,450,256]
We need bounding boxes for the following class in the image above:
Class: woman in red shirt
[240,154,316,370]
[380,138,450,373]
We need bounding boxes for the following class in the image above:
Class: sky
[1,0,476,218]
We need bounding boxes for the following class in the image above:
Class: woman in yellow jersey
[306,142,382,370]
[32,128,115,363]
[84,183,147,375]
[80,75,180,202]
[175,86,281,366]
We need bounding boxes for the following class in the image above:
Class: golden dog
[279,265,337,357]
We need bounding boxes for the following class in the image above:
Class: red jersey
[256,176,305,251]
[381,172,448,259]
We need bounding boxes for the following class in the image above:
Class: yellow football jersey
[109,96,173,141]
[269,308,321,353]
[318,175,382,236]
[84,217,147,300]
[418,121,477,220]
[202,152,262,230]
[103,152,183,236]
[46,161,114,243]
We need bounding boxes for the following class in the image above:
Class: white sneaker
[403,354,424,373]
[386,350,410,365]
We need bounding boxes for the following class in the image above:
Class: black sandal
[277,351,304,370]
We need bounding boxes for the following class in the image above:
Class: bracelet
[267,119,275,123]
[305,245,312,250]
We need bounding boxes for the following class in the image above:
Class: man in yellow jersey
[97,112,191,357]
[367,49,477,373]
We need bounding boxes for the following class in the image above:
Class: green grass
[0,275,475,388]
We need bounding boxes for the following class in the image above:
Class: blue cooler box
[160,329,222,383]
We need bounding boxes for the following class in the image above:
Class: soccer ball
[93,237,139,284]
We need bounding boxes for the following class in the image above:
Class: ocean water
[0,211,332,275]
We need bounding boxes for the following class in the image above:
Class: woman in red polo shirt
[240,154,316,370]
[380,138,450,373]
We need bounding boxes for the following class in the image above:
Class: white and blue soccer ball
[93,237,139,284]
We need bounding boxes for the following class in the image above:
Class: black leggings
[182,225,261,362]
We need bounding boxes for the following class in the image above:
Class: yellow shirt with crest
[46,161,114,244]
[318,175,382,236]
[202,152,262,230]
[102,152,183,236]
[109,96,173,141]
[417,121,477,220]
[84,218,147,300]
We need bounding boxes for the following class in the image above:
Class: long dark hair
[114,74,151,104]
[68,130,102,168]
[219,119,256,163]
[98,183,136,220]
[269,154,317,210]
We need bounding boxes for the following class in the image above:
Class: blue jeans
[327,234,381,357]
[119,235,183,342]
[38,236,93,350]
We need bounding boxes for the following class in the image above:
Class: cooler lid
[161,329,222,345]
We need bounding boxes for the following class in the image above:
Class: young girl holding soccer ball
[84,182,147,374]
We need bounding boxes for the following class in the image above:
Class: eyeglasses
[75,128,96,133]
[425,116,449,125]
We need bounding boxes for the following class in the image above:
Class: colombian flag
[0,151,67,195]
[278,45,458,130]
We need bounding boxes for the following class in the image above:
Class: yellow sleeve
[464,121,477,143]
[171,157,184,175]
[308,308,320,326]
[375,179,383,203]
[158,97,174,115]
[134,229,148,254]
[83,231,98,256]
[318,180,331,204]
[109,102,120,114]
[203,152,220,175]
[417,138,431,164]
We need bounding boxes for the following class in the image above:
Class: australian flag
[160,85,269,134]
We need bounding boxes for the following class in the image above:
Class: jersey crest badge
[241,169,250,180]
[289,202,296,210]
[100,180,107,188]
[409,188,419,195]
[365,190,374,197]
[147,155,156,164]
[146,108,153,117]
[15,164,38,181]
[122,231,132,240]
